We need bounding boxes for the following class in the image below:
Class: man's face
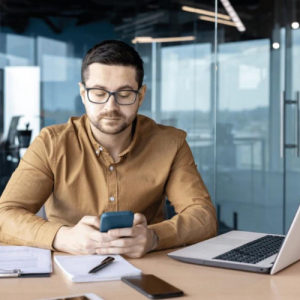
[79,63,146,135]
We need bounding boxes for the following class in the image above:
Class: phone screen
[122,274,184,299]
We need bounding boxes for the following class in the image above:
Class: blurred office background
[0,0,299,235]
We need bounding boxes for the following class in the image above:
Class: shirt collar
[84,114,141,157]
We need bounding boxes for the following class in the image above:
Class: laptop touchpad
[207,237,246,247]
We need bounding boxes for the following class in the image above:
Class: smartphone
[39,293,103,300]
[121,274,184,299]
[100,211,134,232]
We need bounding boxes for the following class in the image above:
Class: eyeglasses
[84,86,141,105]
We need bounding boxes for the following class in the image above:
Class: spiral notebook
[54,254,141,283]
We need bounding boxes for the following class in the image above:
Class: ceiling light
[199,16,236,27]
[220,0,246,32]
[292,22,300,29]
[182,5,230,20]
[272,42,280,49]
[132,37,153,43]
[132,36,195,44]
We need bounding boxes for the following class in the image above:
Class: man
[0,40,217,258]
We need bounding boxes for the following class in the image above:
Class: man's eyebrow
[90,84,107,89]
[90,84,136,90]
[117,85,136,90]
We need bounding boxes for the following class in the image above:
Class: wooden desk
[1,248,300,300]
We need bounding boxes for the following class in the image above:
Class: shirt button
[109,165,114,171]
[110,196,115,202]
[95,150,99,155]
[99,147,103,151]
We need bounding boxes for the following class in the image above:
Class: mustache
[99,111,123,118]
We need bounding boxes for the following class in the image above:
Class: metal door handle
[296,91,300,157]
[280,91,285,158]
[280,91,300,158]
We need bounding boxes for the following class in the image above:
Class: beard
[90,108,138,135]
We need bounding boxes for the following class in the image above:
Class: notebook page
[0,246,52,274]
[55,254,141,282]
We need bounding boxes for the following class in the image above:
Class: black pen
[88,256,115,274]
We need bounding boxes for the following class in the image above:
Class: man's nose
[104,93,119,110]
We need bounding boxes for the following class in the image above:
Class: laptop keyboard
[213,235,285,264]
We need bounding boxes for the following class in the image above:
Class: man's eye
[118,92,130,97]
[93,91,106,97]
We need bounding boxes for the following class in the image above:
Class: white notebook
[54,254,141,283]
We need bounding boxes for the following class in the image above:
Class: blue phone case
[100,211,134,232]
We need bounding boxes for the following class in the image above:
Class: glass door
[283,0,300,233]
[215,0,285,234]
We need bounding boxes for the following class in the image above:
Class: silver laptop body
[168,206,300,274]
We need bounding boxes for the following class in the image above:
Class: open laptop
[168,205,300,274]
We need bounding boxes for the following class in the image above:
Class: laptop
[168,206,300,274]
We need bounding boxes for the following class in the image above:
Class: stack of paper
[54,254,141,283]
[0,246,52,277]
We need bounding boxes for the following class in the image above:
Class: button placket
[107,160,117,209]
[95,145,104,156]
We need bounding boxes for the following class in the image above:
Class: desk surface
[1,248,300,300]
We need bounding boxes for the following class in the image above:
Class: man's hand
[53,216,118,255]
[96,213,158,258]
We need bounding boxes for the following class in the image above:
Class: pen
[88,256,115,274]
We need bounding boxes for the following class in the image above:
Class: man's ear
[138,84,147,108]
[78,82,86,105]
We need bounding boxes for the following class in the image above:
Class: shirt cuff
[35,221,65,250]
[148,221,177,251]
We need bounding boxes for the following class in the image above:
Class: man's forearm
[0,206,63,249]
[149,205,218,251]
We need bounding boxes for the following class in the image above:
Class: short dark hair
[81,40,144,88]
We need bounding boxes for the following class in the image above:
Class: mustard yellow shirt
[0,114,217,251]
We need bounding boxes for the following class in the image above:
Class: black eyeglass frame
[83,85,142,106]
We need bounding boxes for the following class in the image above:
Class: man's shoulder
[138,114,187,144]
[41,115,86,139]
